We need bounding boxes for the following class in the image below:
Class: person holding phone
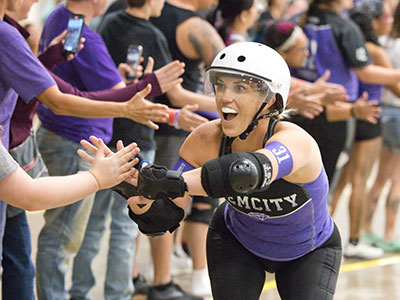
[33,0,165,298]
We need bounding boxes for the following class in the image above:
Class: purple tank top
[224,167,333,261]
[357,79,383,103]
[220,120,333,261]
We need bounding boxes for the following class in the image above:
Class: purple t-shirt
[37,5,123,143]
[0,19,55,149]
[224,167,333,261]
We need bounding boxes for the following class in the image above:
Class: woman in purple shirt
[89,43,342,300]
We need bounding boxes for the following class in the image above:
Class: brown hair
[126,0,146,8]
[390,1,400,38]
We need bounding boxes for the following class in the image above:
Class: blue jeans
[382,106,400,151]
[2,212,35,300]
[2,132,48,300]
[69,149,155,300]
[35,126,95,300]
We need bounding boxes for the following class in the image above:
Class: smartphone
[63,14,85,55]
[126,44,143,80]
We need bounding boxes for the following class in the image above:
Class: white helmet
[205,42,291,113]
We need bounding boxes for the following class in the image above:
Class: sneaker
[147,282,203,300]
[344,243,384,260]
[191,269,212,297]
[375,238,400,252]
[132,274,150,295]
[361,232,382,247]
[170,245,193,276]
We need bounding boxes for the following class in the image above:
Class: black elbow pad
[201,152,272,198]
[128,199,185,238]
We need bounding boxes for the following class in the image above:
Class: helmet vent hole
[220,53,226,60]
[237,55,246,62]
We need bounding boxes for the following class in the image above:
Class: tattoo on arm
[188,21,224,66]
[188,32,203,59]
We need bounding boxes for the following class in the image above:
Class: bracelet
[138,159,149,169]
[168,109,177,126]
[88,170,101,190]
[173,109,181,129]
[350,105,356,118]
[293,78,302,90]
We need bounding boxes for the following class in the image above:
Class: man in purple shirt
[0,5,56,279]
[35,1,135,299]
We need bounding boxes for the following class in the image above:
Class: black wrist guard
[137,164,187,200]
[201,152,272,198]
[112,181,139,199]
[128,199,185,238]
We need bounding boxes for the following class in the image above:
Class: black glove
[137,164,187,200]
[112,181,139,199]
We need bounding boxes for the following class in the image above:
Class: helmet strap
[239,101,279,140]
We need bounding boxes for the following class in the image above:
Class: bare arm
[128,122,322,212]
[325,92,381,124]
[176,17,225,66]
[0,138,139,211]
[37,84,169,129]
[353,64,400,85]
[166,84,217,111]
[366,43,400,98]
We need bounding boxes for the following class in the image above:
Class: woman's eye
[234,85,246,92]
[215,82,225,90]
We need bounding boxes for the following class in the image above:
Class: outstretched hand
[352,92,381,124]
[77,136,140,189]
[151,58,185,93]
[125,84,169,129]
[177,104,209,131]
[287,88,323,119]
[302,71,348,103]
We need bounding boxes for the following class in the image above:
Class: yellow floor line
[262,255,400,292]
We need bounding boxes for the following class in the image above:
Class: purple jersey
[358,80,383,103]
[37,5,122,143]
[292,24,359,100]
[0,19,55,149]
[291,7,370,101]
[224,166,333,261]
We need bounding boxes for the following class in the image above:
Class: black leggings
[207,203,342,300]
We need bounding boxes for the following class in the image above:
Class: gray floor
[27,180,400,300]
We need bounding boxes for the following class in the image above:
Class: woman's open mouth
[221,107,238,121]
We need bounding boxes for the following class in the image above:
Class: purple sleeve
[38,42,66,70]
[195,110,220,120]
[49,71,162,101]
[0,27,56,102]
[172,157,195,172]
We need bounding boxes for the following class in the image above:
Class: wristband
[293,78,302,90]
[350,105,356,118]
[173,109,181,129]
[264,141,293,179]
[88,170,101,190]
[138,159,149,169]
[168,109,177,126]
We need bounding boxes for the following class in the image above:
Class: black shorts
[207,202,342,300]
[355,119,381,141]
